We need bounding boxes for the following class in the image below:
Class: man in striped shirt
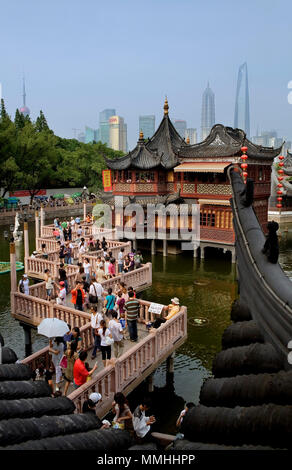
[125,291,140,342]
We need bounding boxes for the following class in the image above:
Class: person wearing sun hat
[164,297,180,320]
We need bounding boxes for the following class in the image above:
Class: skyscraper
[139,115,155,139]
[19,77,30,117]
[201,82,215,141]
[99,109,116,145]
[185,128,197,145]
[109,115,127,152]
[85,126,99,143]
[174,120,187,139]
[234,62,250,137]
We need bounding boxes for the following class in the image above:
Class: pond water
[0,220,291,434]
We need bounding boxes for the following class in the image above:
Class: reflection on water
[0,221,291,433]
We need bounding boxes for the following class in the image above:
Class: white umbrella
[37,318,69,338]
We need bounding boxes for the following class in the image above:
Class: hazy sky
[1,0,292,148]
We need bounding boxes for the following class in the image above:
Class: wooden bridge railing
[26,256,79,279]
[68,305,187,417]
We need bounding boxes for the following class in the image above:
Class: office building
[201,83,215,141]
[185,128,197,145]
[174,120,187,139]
[234,62,250,137]
[139,115,155,139]
[109,115,127,152]
[99,108,116,145]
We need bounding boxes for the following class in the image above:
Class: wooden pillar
[21,323,32,357]
[166,352,175,374]
[147,373,154,393]
[230,248,236,264]
[24,221,29,273]
[83,200,86,221]
[10,241,17,293]
[163,239,168,257]
[35,210,40,240]
[151,239,156,255]
[40,205,44,236]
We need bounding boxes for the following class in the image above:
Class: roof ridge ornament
[139,129,144,141]
[164,96,169,115]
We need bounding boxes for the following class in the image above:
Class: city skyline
[1,0,292,148]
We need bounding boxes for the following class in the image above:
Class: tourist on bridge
[116,291,126,317]
[44,269,54,301]
[76,265,85,283]
[73,350,98,388]
[98,319,113,367]
[63,339,79,396]
[163,297,180,320]
[64,241,73,265]
[101,237,107,250]
[88,236,95,251]
[32,358,54,395]
[77,225,83,238]
[89,278,104,310]
[134,251,143,269]
[83,257,91,283]
[96,255,104,269]
[123,255,132,273]
[18,274,29,295]
[112,392,133,430]
[71,281,85,311]
[59,263,68,294]
[71,326,82,351]
[95,265,107,283]
[57,281,67,306]
[108,311,124,358]
[78,241,86,262]
[118,247,125,273]
[104,256,111,278]
[132,397,156,443]
[63,324,73,351]
[125,291,140,342]
[90,304,103,359]
[58,242,66,263]
[104,288,116,317]
[49,337,64,392]
[108,258,116,278]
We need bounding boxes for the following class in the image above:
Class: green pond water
[0,220,291,434]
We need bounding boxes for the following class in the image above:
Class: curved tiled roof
[106,118,281,171]
[284,151,292,175]
[179,124,282,160]
[106,114,184,170]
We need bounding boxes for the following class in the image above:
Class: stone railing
[26,257,79,279]
[68,305,187,417]
[12,292,90,328]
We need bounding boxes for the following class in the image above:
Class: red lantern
[278,176,284,181]
[241,146,248,153]
[279,162,284,167]
[241,154,248,161]
[276,204,282,208]
[241,163,248,170]
[243,171,248,178]
[277,183,283,188]
[279,155,284,160]
[277,190,283,195]
[278,169,284,174]
[277,197,283,201]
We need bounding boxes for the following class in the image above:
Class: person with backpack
[18,274,29,295]
[104,288,116,317]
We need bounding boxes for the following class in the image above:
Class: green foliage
[0,99,124,198]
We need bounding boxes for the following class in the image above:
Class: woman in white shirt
[83,258,91,283]
[108,311,124,358]
[98,320,113,367]
[90,305,104,359]
[78,242,86,262]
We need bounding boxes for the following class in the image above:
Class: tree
[35,110,50,132]
[14,109,26,131]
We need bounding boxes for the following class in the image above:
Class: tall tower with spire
[234,62,250,137]
[19,77,30,117]
[201,82,215,141]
